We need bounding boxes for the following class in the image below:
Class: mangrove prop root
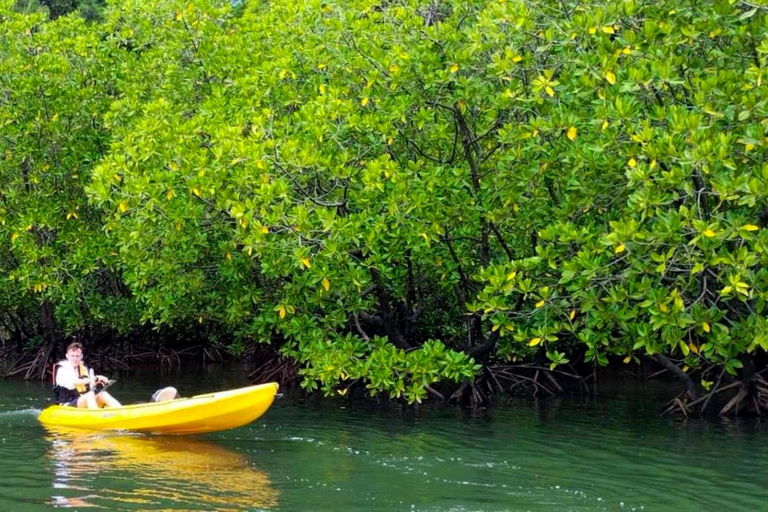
[3,342,53,380]
[248,356,297,386]
[719,389,749,416]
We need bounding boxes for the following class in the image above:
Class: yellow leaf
[260,226,269,234]
[703,229,716,237]
[279,69,288,79]
[337,388,348,396]
[659,303,669,313]
[317,63,326,69]
[601,26,615,34]
[682,365,689,372]
[10,232,18,242]
[605,71,616,85]
[226,252,231,260]
[702,321,710,333]
[741,224,759,232]
[322,277,330,291]
[198,316,203,324]
[545,85,555,97]
[745,143,755,152]
[536,300,545,308]
[301,257,311,268]
[450,64,459,73]
[628,158,637,167]
[361,97,369,106]
[650,159,657,170]
[623,355,632,364]
[529,337,541,347]
[512,55,522,63]
[192,187,201,197]
[567,126,577,141]
[622,46,631,55]
[166,189,175,200]
[389,64,400,74]
[569,310,576,320]
[118,201,128,213]
[506,271,517,281]
[421,232,429,242]
[601,120,609,131]
[588,27,596,34]
[513,203,519,212]
[689,343,699,355]
[279,306,286,319]
[615,243,626,254]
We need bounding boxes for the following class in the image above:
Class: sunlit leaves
[2,0,767,400]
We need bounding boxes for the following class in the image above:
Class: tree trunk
[38,300,60,379]
[653,354,699,400]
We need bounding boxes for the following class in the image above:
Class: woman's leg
[77,392,98,409]
[96,391,121,408]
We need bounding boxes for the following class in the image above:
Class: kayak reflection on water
[45,427,279,510]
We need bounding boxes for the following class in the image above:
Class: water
[0,368,765,511]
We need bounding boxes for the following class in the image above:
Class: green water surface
[0,369,765,511]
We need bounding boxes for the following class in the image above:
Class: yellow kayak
[38,382,279,435]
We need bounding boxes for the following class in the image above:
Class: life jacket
[52,361,90,404]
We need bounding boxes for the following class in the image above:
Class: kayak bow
[38,382,278,435]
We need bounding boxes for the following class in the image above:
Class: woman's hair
[66,341,84,353]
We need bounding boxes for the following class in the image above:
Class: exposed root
[719,388,749,416]
[663,369,768,418]
[247,345,298,386]
[202,345,225,364]
[2,341,55,380]
[491,363,586,397]
[662,395,691,417]
[425,385,445,401]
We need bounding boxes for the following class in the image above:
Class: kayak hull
[38,382,278,435]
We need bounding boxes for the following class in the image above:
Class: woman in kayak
[53,341,122,409]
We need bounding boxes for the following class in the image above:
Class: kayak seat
[151,387,180,403]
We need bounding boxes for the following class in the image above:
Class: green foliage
[1,0,767,400]
[0,3,139,332]
[469,0,768,376]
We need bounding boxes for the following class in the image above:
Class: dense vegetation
[1,0,767,413]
